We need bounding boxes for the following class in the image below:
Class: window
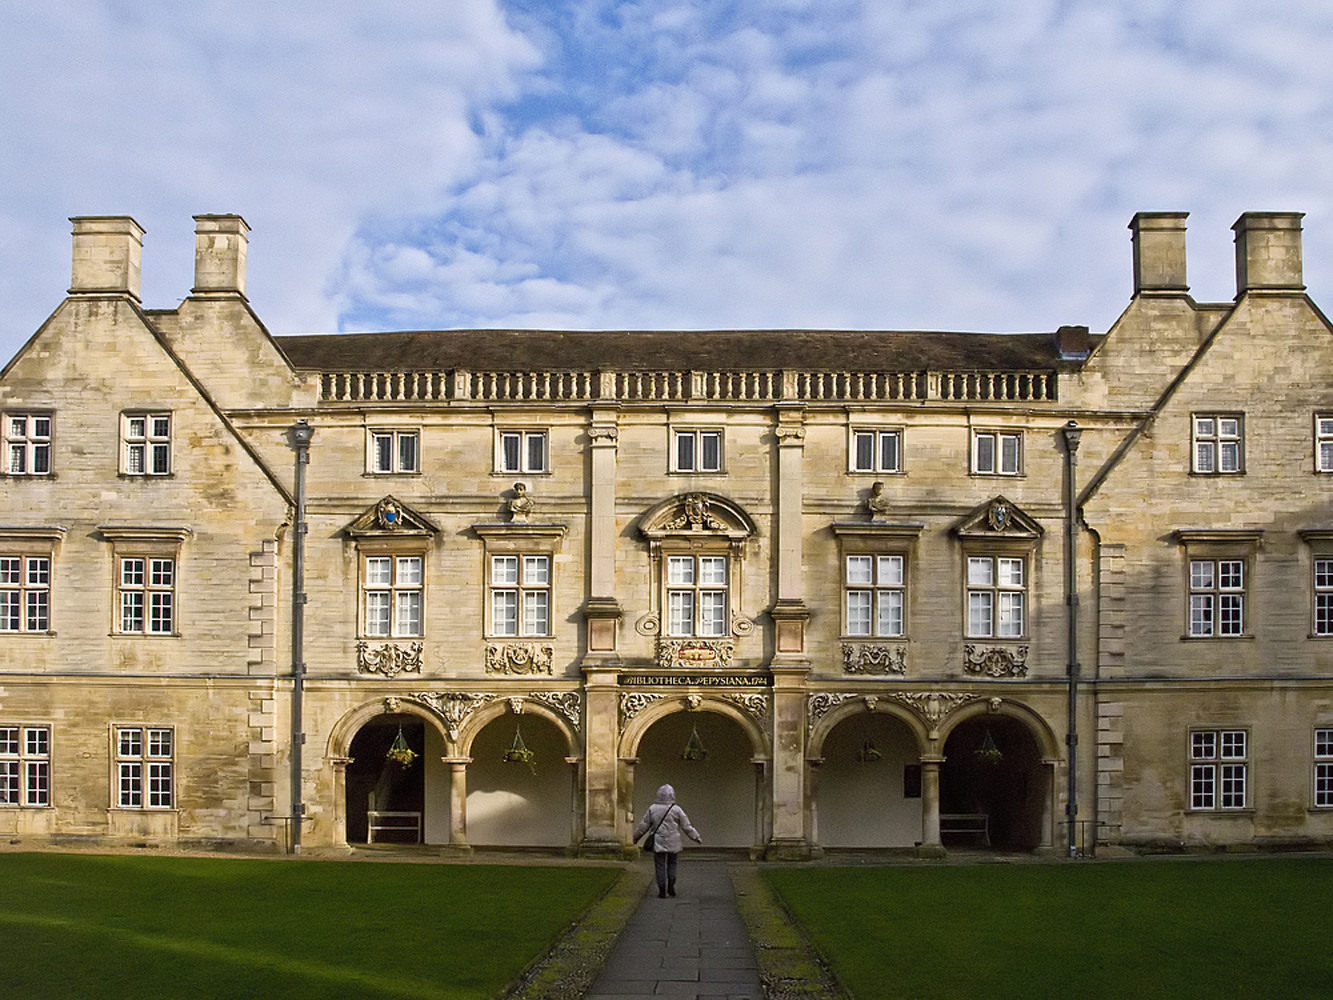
[1192,414,1243,474]
[973,431,1021,475]
[966,555,1025,638]
[363,555,423,637]
[369,430,419,474]
[499,431,547,474]
[850,430,901,474]
[1188,559,1245,637]
[489,554,550,636]
[0,725,50,807]
[1315,559,1333,636]
[673,430,722,473]
[116,727,173,809]
[1190,729,1247,810]
[845,555,905,636]
[666,554,729,637]
[122,413,171,476]
[118,557,174,634]
[5,414,51,476]
[0,556,49,632]
[1315,729,1333,808]
[1317,416,1333,473]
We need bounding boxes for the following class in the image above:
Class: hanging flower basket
[386,727,417,769]
[857,738,883,763]
[682,725,708,762]
[975,729,1003,765]
[504,725,537,774]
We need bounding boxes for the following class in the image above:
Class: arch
[453,698,580,760]
[807,699,930,760]
[325,698,449,760]
[937,698,1062,761]
[618,695,770,761]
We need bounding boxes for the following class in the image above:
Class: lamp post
[1061,419,1083,857]
[288,419,314,853]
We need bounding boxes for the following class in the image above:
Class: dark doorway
[345,716,425,844]
[940,715,1046,851]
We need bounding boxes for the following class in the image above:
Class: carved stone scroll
[963,644,1029,678]
[485,642,555,675]
[620,692,662,724]
[842,642,907,675]
[357,641,423,677]
[656,638,735,668]
[409,691,489,742]
[529,691,582,732]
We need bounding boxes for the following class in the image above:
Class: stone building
[1,210,1330,857]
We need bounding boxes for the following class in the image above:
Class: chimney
[1129,212,1188,294]
[191,214,249,297]
[1233,212,1304,295]
[69,216,145,300]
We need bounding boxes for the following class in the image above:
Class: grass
[763,857,1333,1000]
[0,852,620,1000]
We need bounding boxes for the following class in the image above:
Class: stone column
[766,668,811,859]
[806,758,823,851]
[919,755,945,858]
[579,668,623,855]
[443,757,472,854]
[584,406,622,653]
[771,406,810,654]
[330,757,352,848]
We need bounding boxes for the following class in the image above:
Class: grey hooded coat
[633,783,702,853]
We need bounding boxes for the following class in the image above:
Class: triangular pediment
[344,496,438,538]
[953,495,1042,539]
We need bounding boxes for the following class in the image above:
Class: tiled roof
[274,328,1091,372]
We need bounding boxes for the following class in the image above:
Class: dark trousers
[653,850,678,888]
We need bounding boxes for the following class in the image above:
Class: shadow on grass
[0,853,622,1000]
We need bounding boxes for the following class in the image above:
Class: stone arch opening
[464,711,575,847]
[940,713,1049,851]
[629,709,761,850]
[344,714,427,845]
[814,711,924,848]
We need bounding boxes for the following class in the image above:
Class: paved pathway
[584,859,764,1000]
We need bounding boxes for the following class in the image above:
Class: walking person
[633,783,702,898]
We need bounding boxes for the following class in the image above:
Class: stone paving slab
[584,859,764,1000]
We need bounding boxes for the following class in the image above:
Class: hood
[654,784,676,804]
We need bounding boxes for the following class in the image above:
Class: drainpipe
[1061,420,1083,857]
[288,419,314,854]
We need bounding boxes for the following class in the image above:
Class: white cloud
[3,0,1333,360]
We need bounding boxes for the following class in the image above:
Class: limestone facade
[1,210,1331,857]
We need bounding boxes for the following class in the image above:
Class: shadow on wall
[633,711,756,849]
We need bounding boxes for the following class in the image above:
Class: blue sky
[2,1,1332,362]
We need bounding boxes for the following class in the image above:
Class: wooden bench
[939,813,990,846]
[367,810,422,844]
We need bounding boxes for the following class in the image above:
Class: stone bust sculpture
[866,480,891,521]
[508,481,535,522]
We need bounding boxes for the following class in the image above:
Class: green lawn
[0,852,620,1000]
[763,858,1333,1000]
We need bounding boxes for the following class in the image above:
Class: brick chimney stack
[68,216,145,300]
[1129,212,1189,294]
[1233,212,1304,295]
[191,214,249,297]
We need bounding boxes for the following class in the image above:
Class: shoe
[667,884,676,897]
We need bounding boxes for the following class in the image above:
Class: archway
[940,714,1048,851]
[631,710,757,850]
[464,711,574,847]
[345,714,426,844]
[815,712,922,848]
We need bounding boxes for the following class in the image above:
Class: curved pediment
[952,495,1043,540]
[639,492,756,541]
[343,496,439,538]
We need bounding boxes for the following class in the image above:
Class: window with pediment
[638,493,755,668]
[345,497,437,676]
[953,497,1040,677]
